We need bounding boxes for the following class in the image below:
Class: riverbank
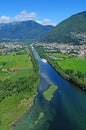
[48,59,86,91]
[0,92,36,130]
[34,45,86,91]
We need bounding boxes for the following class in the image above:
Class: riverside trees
[34,45,86,91]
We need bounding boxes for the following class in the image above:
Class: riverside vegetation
[0,45,40,130]
[34,45,86,91]
[43,84,58,101]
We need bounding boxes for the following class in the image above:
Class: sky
[0,0,86,26]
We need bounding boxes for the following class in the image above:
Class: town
[0,42,26,55]
[0,42,86,57]
[36,42,86,57]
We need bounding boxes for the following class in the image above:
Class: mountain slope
[0,20,54,41]
[43,11,86,44]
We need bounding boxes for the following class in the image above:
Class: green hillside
[44,11,86,44]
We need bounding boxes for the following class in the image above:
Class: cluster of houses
[9,67,19,71]
[1,67,20,73]
[0,42,86,57]
[0,42,23,55]
[36,43,86,57]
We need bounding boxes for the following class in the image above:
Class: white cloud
[41,19,53,25]
[0,10,55,26]
[14,10,37,21]
[14,10,55,25]
[37,19,56,26]
[0,16,10,23]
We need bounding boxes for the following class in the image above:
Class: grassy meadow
[49,52,69,59]
[49,52,86,73]
[58,57,86,73]
[0,53,33,81]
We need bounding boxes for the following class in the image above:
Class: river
[12,49,86,130]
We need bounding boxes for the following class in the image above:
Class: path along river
[12,48,86,130]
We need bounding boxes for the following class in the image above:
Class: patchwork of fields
[58,58,86,73]
[0,53,33,81]
[49,53,86,73]
[0,48,40,130]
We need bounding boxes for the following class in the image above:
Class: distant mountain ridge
[43,11,86,44]
[0,20,54,41]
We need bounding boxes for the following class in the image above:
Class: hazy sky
[0,0,86,25]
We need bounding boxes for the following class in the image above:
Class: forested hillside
[0,20,54,41]
[43,11,86,44]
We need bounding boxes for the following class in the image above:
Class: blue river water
[12,49,86,130]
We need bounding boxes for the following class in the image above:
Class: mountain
[43,11,86,44]
[0,20,54,41]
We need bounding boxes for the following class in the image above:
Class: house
[9,67,19,71]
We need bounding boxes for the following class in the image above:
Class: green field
[0,53,33,81]
[49,53,86,73]
[49,53,69,59]
[58,57,86,73]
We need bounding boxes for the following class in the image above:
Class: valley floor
[0,46,40,130]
